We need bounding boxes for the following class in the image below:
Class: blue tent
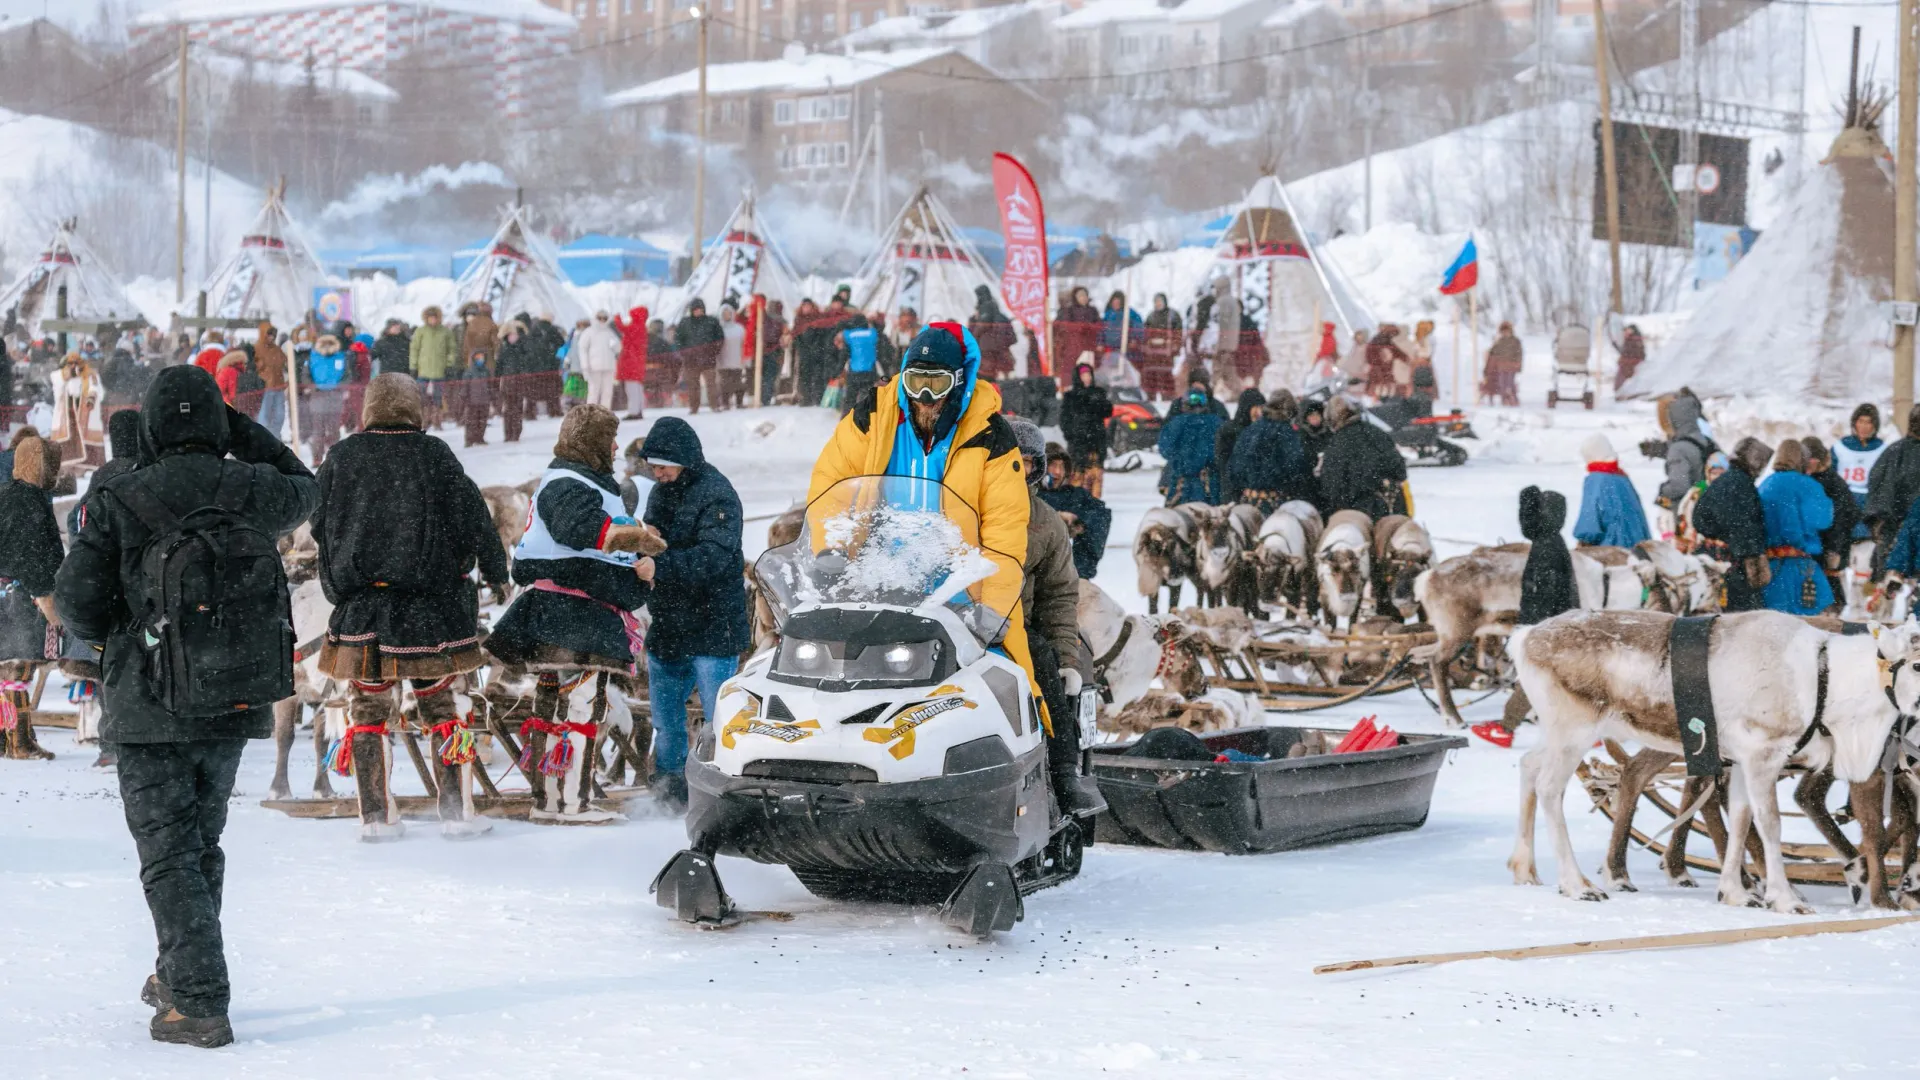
[559,233,672,285]
[350,243,446,284]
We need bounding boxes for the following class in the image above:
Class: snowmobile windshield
[756,475,1020,649]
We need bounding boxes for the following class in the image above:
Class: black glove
[225,405,310,476]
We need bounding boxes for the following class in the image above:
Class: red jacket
[617,306,648,381]
[193,346,225,374]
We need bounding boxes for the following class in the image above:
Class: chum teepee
[451,206,586,326]
[853,187,1001,326]
[1208,175,1372,392]
[1623,113,1895,402]
[0,219,145,339]
[668,193,803,323]
[195,181,330,330]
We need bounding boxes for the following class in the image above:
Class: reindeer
[1369,515,1433,622]
[1314,510,1372,631]
[1195,503,1262,613]
[479,480,539,557]
[1509,609,1920,913]
[1252,501,1322,621]
[1133,504,1204,614]
[1414,546,1526,727]
[745,504,806,658]
[1634,539,1727,615]
[1078,580,1208,726]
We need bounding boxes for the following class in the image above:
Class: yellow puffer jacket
[809,376,1046,729]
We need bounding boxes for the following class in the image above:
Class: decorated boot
[417,677,492,840]
[525,672,622,825]
[2,677,53,761]
[343,682,404,842]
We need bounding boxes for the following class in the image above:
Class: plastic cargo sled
[1090,725,1466,854]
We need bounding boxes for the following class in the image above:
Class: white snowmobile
[652,475,1087,935]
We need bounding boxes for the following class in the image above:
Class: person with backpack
[312,374,510,842]
[54,364,318,1049]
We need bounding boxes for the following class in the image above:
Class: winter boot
[141,974,172,1012]
[1044,706,1105,821]
[527,672,623,825]
[418,679,491,840]
[150,1009,234,1049]
[347,682,404,842]
[649,771,689,815]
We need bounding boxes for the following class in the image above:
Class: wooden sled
[261,786,652,821]
[1576,745,1891,887]
[1198,628,1435,712]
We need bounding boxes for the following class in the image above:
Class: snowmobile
[1106,385,1163,455]
[652,475,1088,936]
[1300,374,1474,468]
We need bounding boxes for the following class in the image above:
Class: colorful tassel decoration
[433,721,478,767]
[324,738,352,777]
[0,680,29,732]
[539,735,574,777]
[67,680,97,704]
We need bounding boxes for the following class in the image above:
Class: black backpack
[116,472,293,717]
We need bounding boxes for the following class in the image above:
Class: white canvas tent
[666,194,803,324]
[1208,175,1372,391]
[0,219,145,339]
[852,187,1002,326]
[450,207,586,326]
[194,182,330,330]
[1623,124,1897,403]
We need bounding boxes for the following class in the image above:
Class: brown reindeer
[1133,504,1203,614]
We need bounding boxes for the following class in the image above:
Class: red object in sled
[1333,717,1378,753]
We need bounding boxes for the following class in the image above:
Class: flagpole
[1450,304,1460,408]
[1469,287,1479,403]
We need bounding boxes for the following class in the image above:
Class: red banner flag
[992,152,1050,376]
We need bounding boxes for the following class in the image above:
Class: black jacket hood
[640,416,706,476]
[141,364,229,460]
[1519,485,1566,541]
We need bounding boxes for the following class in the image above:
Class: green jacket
[410,323,459,381]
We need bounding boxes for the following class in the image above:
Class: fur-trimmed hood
[10,429,57,489]
[554,404,619,475]
[361,372,425,430]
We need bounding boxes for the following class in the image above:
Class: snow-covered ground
[6,380,1919,1077]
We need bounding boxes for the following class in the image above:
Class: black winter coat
[497,332,541,378]
[488,457,653,669]
[1039,483,1111,580]
[1228,417,1311,502]
[312,426,509,654]
[1058,383,1113,459]
[1518,486,1576,625]
[641,418,749,662]
[1319,418,1407,520]
[370,332,411,378]
[1692,463,1767,560]
[1867,435,1920,535]
[0,479,63,599]
[532,320,566,371]
[55,369,318,744]
[1215,389,1265,482]
[1812,465,1859,561]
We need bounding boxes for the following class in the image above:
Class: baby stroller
[1546,323,1594,410]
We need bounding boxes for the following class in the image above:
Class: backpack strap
[112,482,184,539]
[207,468,250,517]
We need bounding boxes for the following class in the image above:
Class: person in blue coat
[1227,389,1312,515]
[1157,384,1223,505]
[305,333,350,463]
[1757,438,1835,614]
[1572,433,1652,548]
[1833,403,1885,540]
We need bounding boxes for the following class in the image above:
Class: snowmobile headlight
[883,645,916,673]
[793,641,825,670]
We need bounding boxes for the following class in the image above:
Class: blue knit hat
[904,322,967,371]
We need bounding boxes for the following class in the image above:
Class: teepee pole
[1896,0,1919,428]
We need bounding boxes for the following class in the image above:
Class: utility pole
[1896,0,1918,428]
[692,4,710,271]
[175,26,189,304]
[1359,37,1375,233]
[1677,0,1700,247]
[1595,0,1623,316]
[871,89,885,235]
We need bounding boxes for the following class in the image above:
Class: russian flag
[1438,236,1478,295]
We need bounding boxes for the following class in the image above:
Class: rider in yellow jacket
[808,321,1039,710]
